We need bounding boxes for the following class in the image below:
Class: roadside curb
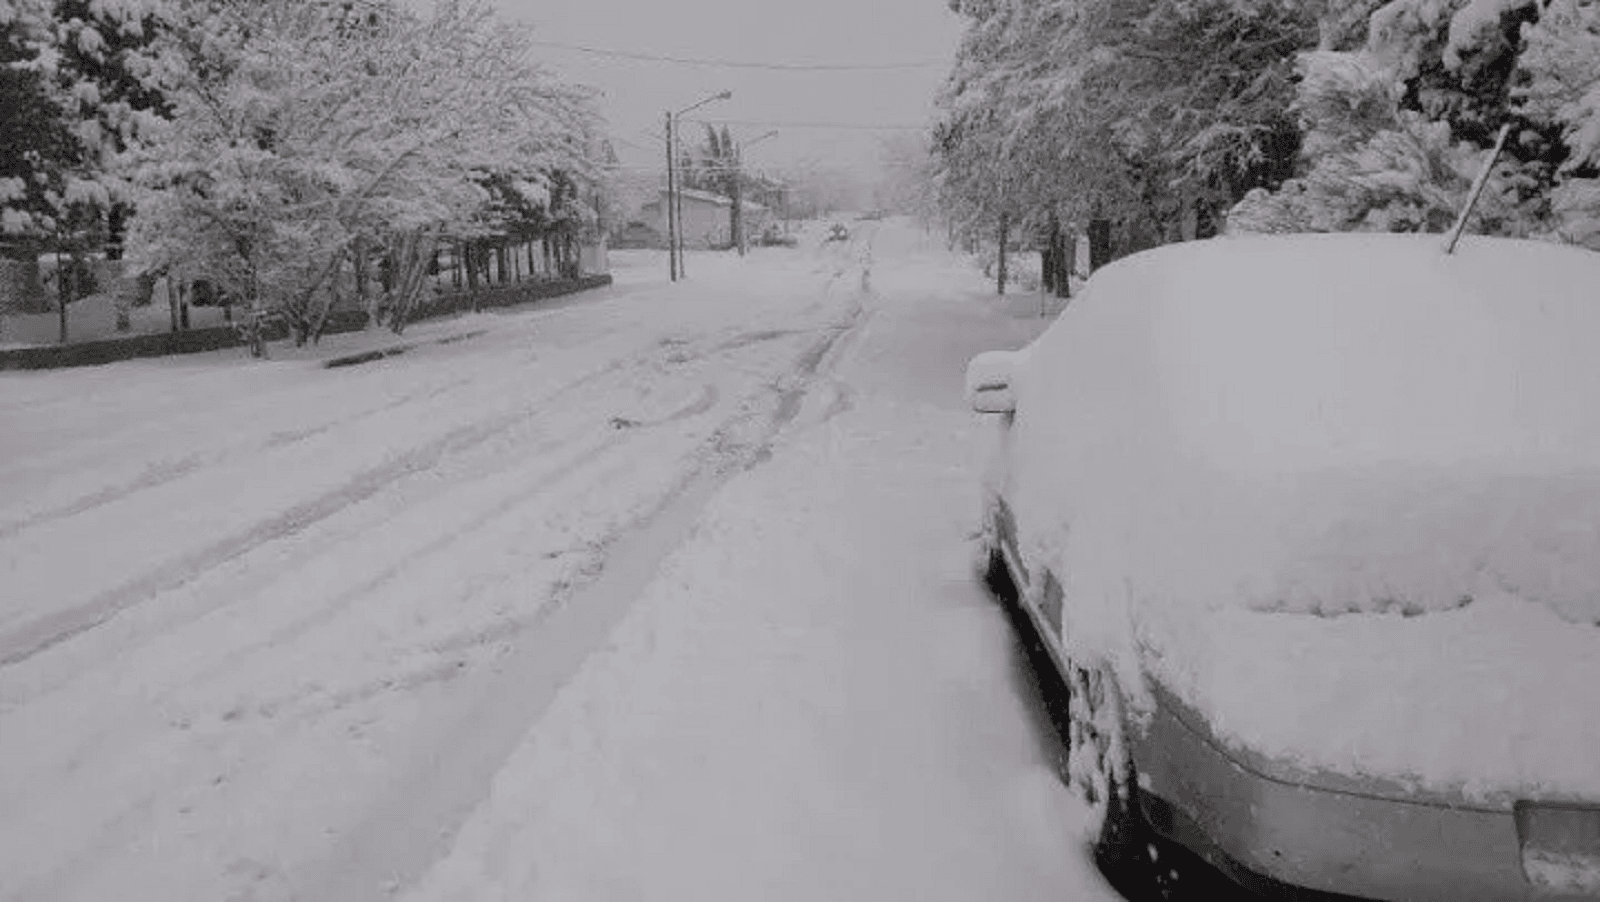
[0,274,612,372]
[322,329,489,369]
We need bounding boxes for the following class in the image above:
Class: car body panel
[993,500,1599,901]
[1134,681,1551,902]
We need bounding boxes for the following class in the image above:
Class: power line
[689,117,928,132]
[528,39,946,72]
[609,163,782,173]
[609,134,660,154]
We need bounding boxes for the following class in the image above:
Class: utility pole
[732,154,743,257]
[673,127,686,278]
[668,91,732,281]
[665,111,678,281]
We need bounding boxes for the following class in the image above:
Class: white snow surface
[1005,232,1600,802]
[400,223,1117,902]
[0,225,1117,900]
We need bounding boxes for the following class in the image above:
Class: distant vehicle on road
[824,223,850,243]
[967,233,1600,901]
[756,225,797,248]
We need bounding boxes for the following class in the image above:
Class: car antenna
[1442,122,1512,255]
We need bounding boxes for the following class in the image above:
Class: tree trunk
[1088,218,1112,273]
[996,213,1009,296]
[306,249,349,344]
[167,274,180,332]
[387,230,439,335]
[1041,211,1065,297]
[353,238,370,310]
[55,252,69,344]
[1062,234,1076,294]
[1052,214,1071,298]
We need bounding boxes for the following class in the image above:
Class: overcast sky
[490,0,965,183]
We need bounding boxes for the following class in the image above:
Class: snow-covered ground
[0,221,1117,901]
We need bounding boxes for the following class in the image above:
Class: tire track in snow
[0,426,661,900]
[1,313,829,677]
[5,313,871,902]
[297,294,874,902]
[177,425,629,692]
[0,373,481,541]
[0,352,744,897]
[0,341,676,670]
[0,262,889,902]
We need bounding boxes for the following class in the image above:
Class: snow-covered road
[0,221,1120,901]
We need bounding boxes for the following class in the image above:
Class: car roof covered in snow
[1077,232,1600,473]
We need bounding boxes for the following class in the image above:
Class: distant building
[611,220,664,250]
[640,188,770,250]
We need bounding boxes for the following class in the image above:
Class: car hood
[1136,589,1600,808]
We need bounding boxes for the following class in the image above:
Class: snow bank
[1006,233,1600,798]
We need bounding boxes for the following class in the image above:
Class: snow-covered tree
[1,0,167,338]
[1227,48,1498,233]
[1230,0,1600,246]
[935,0,1321,278]
[1514,0,1600,246]
[1,0,165,242]
[119,0,602,344]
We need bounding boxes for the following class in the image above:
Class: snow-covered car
[967,233,1600,901]
[825,223,850,243]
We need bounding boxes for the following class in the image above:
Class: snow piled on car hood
[1143,589,1600,804]
[1006,233,1600,798]
[1109,463,1600,626]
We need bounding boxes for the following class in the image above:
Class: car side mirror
[965,350,1017,414]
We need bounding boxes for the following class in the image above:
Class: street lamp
[665,90,732,281]
[732,130,777,256]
